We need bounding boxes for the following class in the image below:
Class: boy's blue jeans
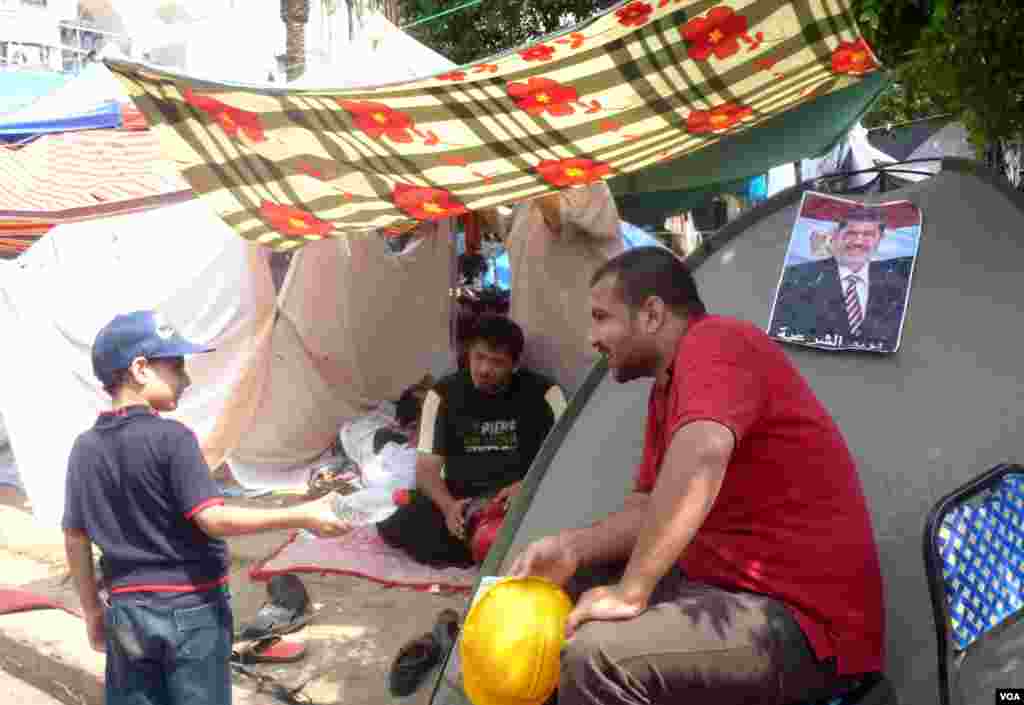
[104,590,233,705]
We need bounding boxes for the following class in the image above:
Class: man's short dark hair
[458,253,489,283]
[396,387,423,427]
[465,314,525,362]
[590,246,706,317]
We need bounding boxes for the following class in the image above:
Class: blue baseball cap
[92,310,215,386]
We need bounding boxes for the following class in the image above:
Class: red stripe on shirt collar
[99,405,158,418]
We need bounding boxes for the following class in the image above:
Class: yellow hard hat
[460,577,573,705]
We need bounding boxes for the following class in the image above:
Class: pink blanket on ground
[249,527,479,592]
[0,587,81,617]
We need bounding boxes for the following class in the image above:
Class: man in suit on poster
[769,206,913,352]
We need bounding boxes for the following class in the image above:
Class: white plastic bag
[360,442,417,492]
[338,403,396,468]
[330,486,400,526]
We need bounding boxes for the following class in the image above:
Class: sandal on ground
[231,636,307,664]
[388,633,442,697]
[236,574,313,642]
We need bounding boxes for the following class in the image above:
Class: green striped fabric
[105,0,881,251]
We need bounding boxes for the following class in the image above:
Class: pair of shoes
[237,574,313,642]
[388,609,461,697]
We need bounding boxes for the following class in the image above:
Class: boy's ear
[127,357,149,385]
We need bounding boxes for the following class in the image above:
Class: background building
[1,1,370,82]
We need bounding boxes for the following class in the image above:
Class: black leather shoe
[388,633,441,697]
[432,608,460,655]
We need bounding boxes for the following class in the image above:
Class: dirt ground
[0,486,472,705]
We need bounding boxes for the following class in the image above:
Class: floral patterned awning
[105,0,881,252]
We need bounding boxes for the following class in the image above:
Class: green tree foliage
[397,0,1023,181]
[854,0,1024,149]
[398,0,618,65]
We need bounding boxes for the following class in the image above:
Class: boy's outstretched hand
[300,494,350,538]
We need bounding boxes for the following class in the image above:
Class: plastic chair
[924,462,1024,705]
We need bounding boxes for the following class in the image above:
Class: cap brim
[150,334,216,358]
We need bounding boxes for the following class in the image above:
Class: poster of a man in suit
[768,192,922,353]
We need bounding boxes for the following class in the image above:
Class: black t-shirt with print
[418,368,563,497]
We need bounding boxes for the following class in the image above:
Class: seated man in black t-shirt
[377,314,567,567]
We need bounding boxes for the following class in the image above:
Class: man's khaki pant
[559,564,886,705]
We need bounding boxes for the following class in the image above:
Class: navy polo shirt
[62,406,229,595]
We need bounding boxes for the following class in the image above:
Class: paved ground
[0,667,67,705]
[0,488,472,705]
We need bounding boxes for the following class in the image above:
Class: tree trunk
[986,140,1023,190]
[386,0,401,24]
[375,0,401,24]
[281,0,311,82]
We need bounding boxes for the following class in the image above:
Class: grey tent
[430,158,1024,705]
[868,119,974,164]
[864,119,976,185]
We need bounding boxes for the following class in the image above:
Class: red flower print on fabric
[520,44,556,62]
[831,38,878,75]
[184,88,266,143]
[536,158,613,187]
[437,70,467,82]
[392,184,468,221]
[680,6,749,61]
[686,102,754,133]
[259,201,333,238]
[616,2,654,27]
[507,77,580,117]
[338,100,416,143]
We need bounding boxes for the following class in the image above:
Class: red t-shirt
[634,315,885,676]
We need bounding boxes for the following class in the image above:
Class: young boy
[62,310,346,705]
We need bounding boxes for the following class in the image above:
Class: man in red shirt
[510,247,890,705]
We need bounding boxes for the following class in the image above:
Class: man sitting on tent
[376,314,567,567]
[510,247,889,705]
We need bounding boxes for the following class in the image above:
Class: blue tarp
[0,100,122,143]
[0,71,69,115]
[620,221,667,250]
[0,64,125,142]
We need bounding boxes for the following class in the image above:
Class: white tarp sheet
[0,199,277,525]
